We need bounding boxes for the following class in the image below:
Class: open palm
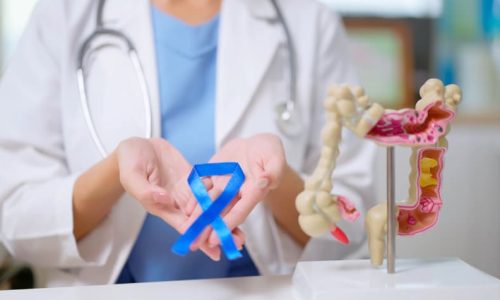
[187,134,286,246]
[116,137,239,260]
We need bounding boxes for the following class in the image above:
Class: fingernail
[152,192,166,203]
[257,178,269,189]
[209,243,217,249]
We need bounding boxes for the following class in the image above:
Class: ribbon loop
[171,162,244,260]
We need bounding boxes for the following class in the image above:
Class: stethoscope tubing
[77,31,152,157]
[269,0,296,114]
[78,0,297,158]
[77,47,153,157]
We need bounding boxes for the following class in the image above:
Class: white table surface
[1,258,499,300]
[293,258,500,300]
[0,275,294,300]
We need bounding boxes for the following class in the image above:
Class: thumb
[249,156,284,191]
[121,166,168,206]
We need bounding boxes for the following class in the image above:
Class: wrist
[73,150,124,240]
[264,164,309,246]
[109,149,124,195]
[265,164,301,202]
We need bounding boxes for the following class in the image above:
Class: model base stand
[292,258,500,300]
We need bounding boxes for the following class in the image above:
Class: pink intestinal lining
[337,195,360,222]
[398,147,445,236]
[366,101,454,146]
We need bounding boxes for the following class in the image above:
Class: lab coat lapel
[89,0,158,284]
[102,0,282,145]
[101,0,162,138]
[216,0,283,147]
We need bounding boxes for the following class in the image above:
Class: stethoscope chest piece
[275,100,302,137]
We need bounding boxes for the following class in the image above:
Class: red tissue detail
[407,215,417,225]
[419,197,442,213]
[366,101,454,146]
[336,195,360,222]
[330,226,349,245]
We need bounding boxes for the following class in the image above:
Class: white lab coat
[0,0,377,287]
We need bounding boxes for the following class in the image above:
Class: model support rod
[387,146,396,273]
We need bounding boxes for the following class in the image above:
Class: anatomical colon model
[296,78,461,266]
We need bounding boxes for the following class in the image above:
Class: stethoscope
[77,0,300,158]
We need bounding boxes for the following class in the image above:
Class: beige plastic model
[296,85,384,238]
[296,79,461,267]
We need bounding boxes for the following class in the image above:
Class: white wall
[373,124,500,278]
[0,0,37,70]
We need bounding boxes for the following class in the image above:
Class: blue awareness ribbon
[171,162,244,260]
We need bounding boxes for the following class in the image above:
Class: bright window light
[319,0,443,18]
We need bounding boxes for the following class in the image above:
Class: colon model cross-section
[295,78,462,267]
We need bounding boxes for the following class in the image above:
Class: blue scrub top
[116,6,259,283]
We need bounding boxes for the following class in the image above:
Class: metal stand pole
[387,146,396,274]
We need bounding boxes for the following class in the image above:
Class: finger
[125,168,189,226]
[232,227,246,250]
[185,198,197,217]
[207,195,240,247]
[152,189,169,204]
[154,198,221,261]
[199,244,221,261]
[210,175,230,196]
[168,180,195,214]
[207,226,245,252]
[183,204,223,251]
[201,177,214,191]
[204,184,233,248]
[146,164,162,186]
[208,190,260,246]
[193,224,244,253]
[205,227,245,259]
[155,201,189,234]
[184,181,246,251]
[171,205,221,261]
[264,155,286,189]
[249,155,285,191]
[183,175,216,217]
[218,193,239,221]
[190,223,212,251]
[188,185,224,250]
[180,203,205,251]
[157,200,220,260]
[190,190,242,251]
[121,165,164,203]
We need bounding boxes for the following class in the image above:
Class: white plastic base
[292,258,500,300]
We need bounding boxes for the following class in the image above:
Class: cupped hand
[185,133,286,247]
[116,137,192,223]
[116,137,243,260]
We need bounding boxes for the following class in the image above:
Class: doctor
[0,0,376,287]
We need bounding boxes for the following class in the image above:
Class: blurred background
[0,0,499,288]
